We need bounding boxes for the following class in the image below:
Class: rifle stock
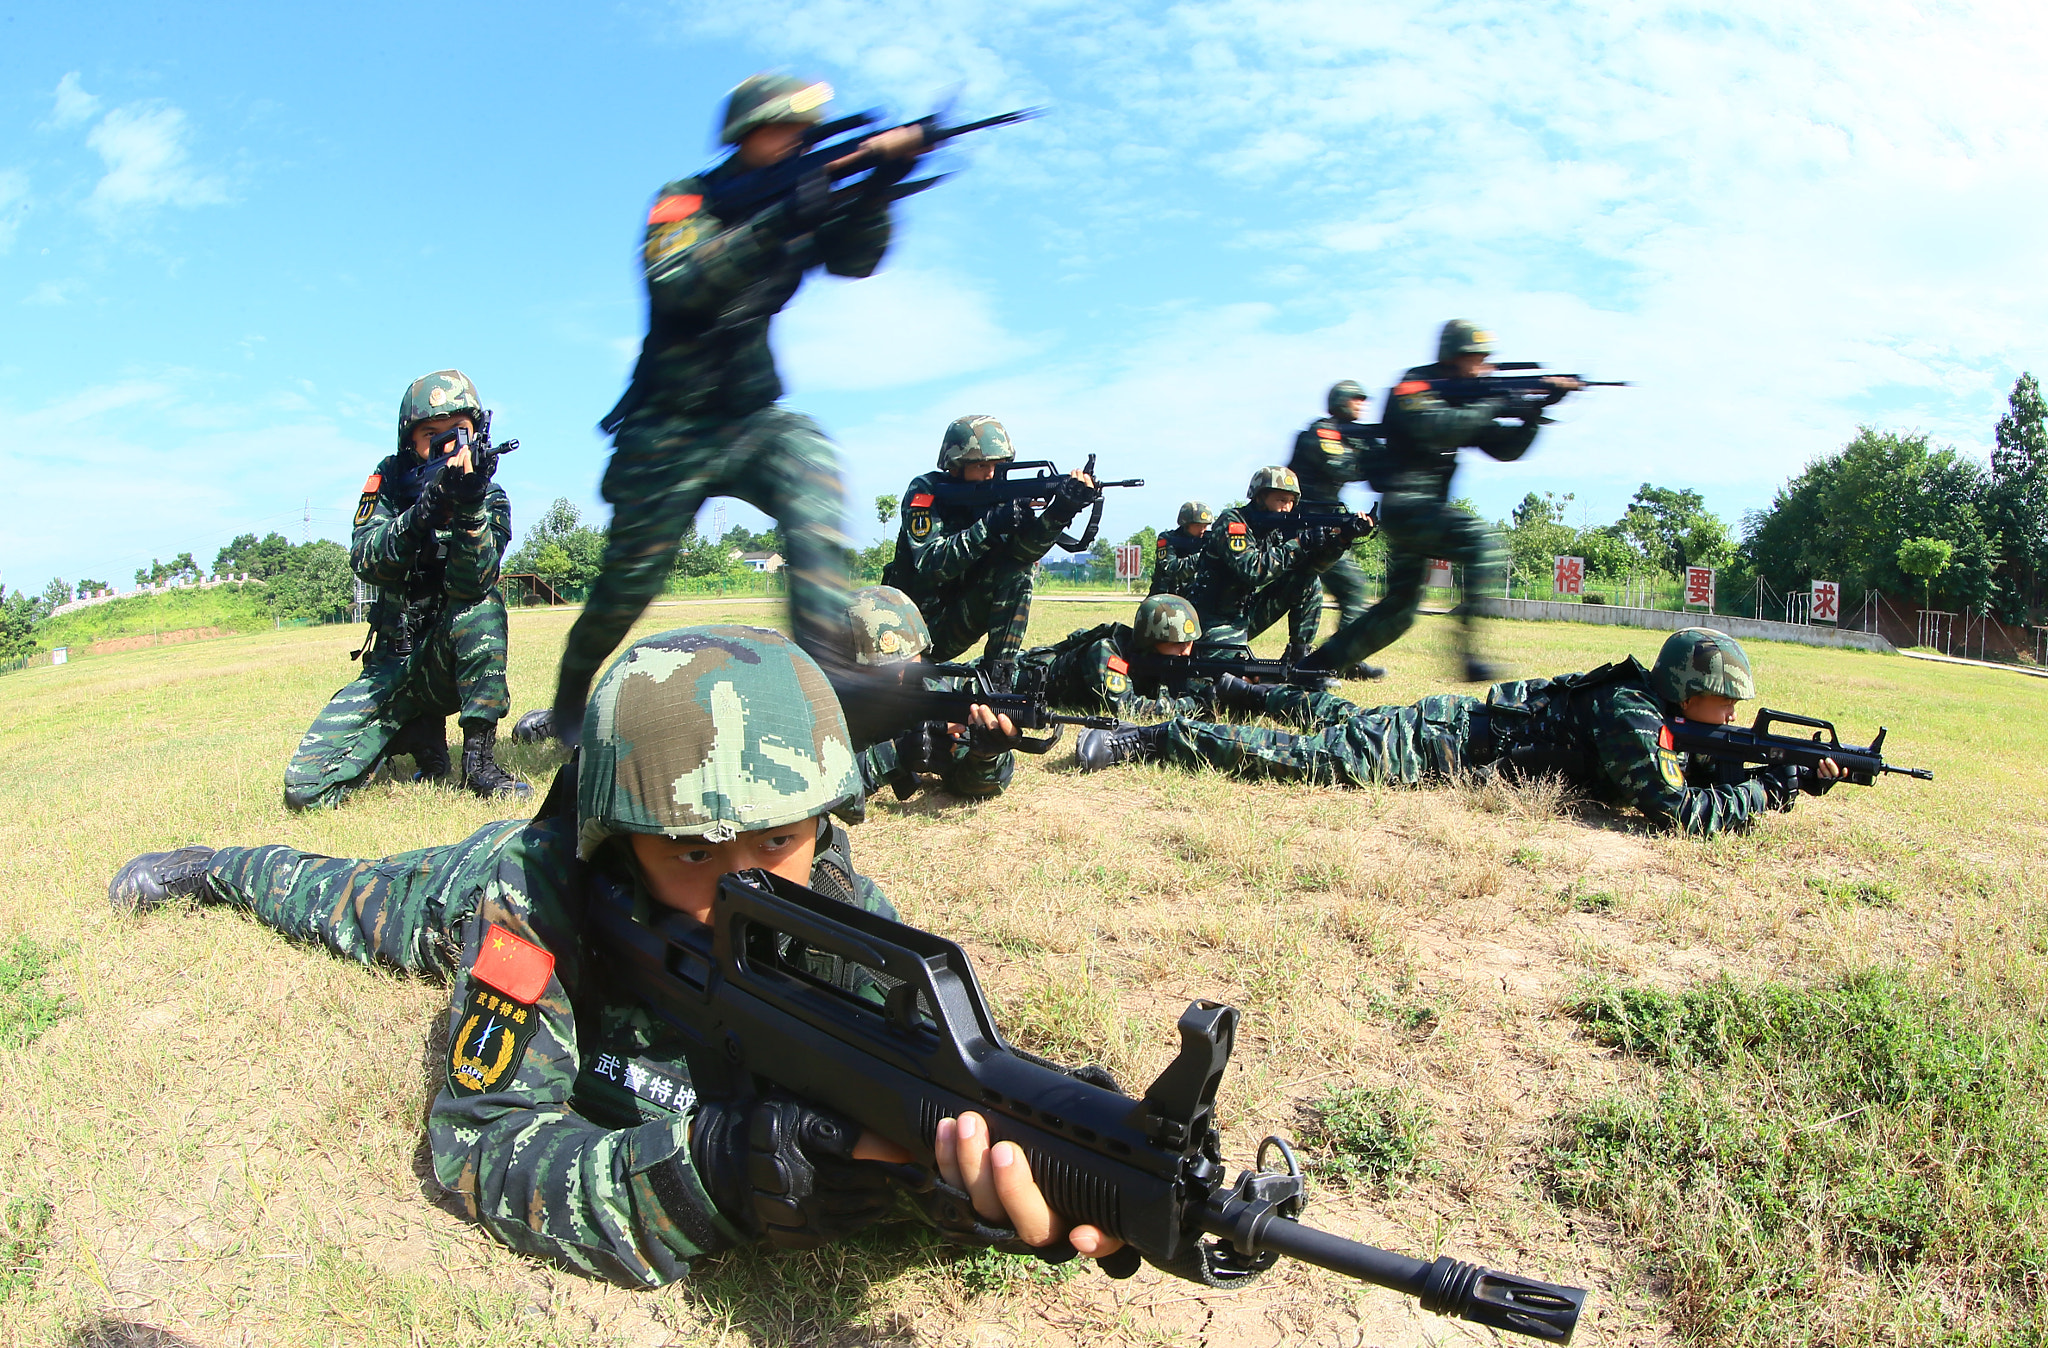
[590,868,1586,1341]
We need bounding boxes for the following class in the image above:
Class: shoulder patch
[1106,654,1129,674]
[449,981,539,1098]
[1316,427,1341,440]
[363,473,382,493]
[645,216,709,269]
[354,478,381,529]
[1393,380,1432,396]
[1657,748,1685,792]
[1156,537,1169,551]
[909,493,934,508]
[648,193,702,224]
[472,922,555,1003]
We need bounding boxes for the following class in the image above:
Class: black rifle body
[1236,498,1376,543]
[1665,708,1933,785]
[926,455,1143,553]
[1397,365,1627,415]
[830,660,1115,754]
[1129,643,1327,690]
[590,869,1586,1341]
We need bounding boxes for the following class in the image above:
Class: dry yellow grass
[0,597,2036,1346]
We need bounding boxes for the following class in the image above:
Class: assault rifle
[590,867,1586,1341]
[830,659,1116,754]
[384,412,519,509]
[926,454,1144,552]
[1236,499,1376,546]
[1664,709,1933,785]
[1129,642,1328,690]
[703,106,1040,225]
[1395,364,1628,415]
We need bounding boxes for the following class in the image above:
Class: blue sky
[5,1,2046,593]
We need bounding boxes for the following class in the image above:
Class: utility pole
[304,497,311,544]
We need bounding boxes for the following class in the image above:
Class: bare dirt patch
[85,628,238,655]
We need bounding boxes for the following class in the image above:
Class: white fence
[46,574,265,618]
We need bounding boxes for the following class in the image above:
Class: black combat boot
[510,708,555,744]
[460,719,534,801]
[390,714,451,782]
[108,847,218,913]
[1462,654,1507,684]
[1076,722,1169,773]
[1343,662,1387,680]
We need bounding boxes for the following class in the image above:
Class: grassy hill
[0,596,2038,1345]
[31,583,286,650]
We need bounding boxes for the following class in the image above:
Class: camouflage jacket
[611,159,893,424]
[1482,658,1770,835]
[1286,417,1380,503]
[1377,362,1541,500]
[1023,622,1208,721]
[414,812,896,1286]
[1182,506,1320,632]
[887,470,1072,596]
[350,452,511,629]
[1147,527,1206,598]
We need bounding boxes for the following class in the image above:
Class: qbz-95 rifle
[1394,364,1628,415]
[831,659,1115,755]
[1664,709,1933,785]
[383,413,519,509]
[1129,642,1328,691]
[926,454,1144,552]
[1236,499,1376,547]
[591,868,1586,1342]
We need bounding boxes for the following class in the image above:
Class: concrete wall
[1488,597,1898,654]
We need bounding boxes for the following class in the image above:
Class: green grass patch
[947,1244,1086,1295]
[1562,882,1621,913]
[1805,874,1899,907]
[1299,1084,1433,1190]
[0,937,69,1049]
[0,1195,52,1302]
[1551,970,2048,1344]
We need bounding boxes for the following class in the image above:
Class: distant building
[741,551,784,574]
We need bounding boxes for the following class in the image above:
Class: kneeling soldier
[1183,466,1347,660]
[112,626,1118,1285]
[287,369,526,809]
[847,585,1020,801]
[1077,627,1844,837]
[1148,502,1214,598]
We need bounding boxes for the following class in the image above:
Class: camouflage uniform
[883,418,1090,664]
[1182,471,1333,651]
[286,372,513,810]
[1308,325,1534,672]
[843,586,1012,800]
[554,77,890,727]
[1148,502,1214,598]
[1022,598,1214,721]
[168,627,892,1285]
[1285,382,1379,630]
[1146,648,1782,836]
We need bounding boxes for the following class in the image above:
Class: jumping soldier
[1182,466,1349,661]
[882,415,1097,665]
[1078,627,1845,837]
[1286,380,1383,677]
[285,369,526,810]
[112,626,1121,1285]
[1299,321,1581,683]
[1147,502,1214,598]
[1022,594,1230,721]
[548,74,935,746]
[845,585,1020,801]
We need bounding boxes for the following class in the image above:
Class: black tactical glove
[962,712,1020,759]
[784,166,835,235]
[445,462,490,507]
[689,1092,894,1249]
[409,470,457,532]
[982,497,1035,539]
[1042,474,1100,526]
[1756,765,1801,812]
[885,722,948,797]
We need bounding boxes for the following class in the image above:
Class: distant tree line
[505,498,787,598]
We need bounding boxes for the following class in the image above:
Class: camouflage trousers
[557,406,851,709]
[201,824,521,978]
[1199,571,1325,650]
[284,594,509,811]
[1309,493,1505,667]
[1162,689,1487,787]
[914,559,1034,664]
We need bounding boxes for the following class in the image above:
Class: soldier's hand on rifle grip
[936,1112,1124,1259]
[784,167,835,234]
[957,703,1020,758]
[1807,758,1843,794]
[1541,376,1584,406]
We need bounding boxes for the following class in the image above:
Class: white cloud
[777,266,1039,393]
[0,169,27,253]
[83,104,228,225]
[47,72,102,128]
[21,279,83,307]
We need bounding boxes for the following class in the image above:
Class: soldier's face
[1153,640,1193,656]
[1450,352,1491,377]
[409,414,476,459]
[959,461,997,482]
[1344,396,1366,420]
[1186,522,1209,538]
[1259,490,1298,513]
[1678,693,1738,725]
[629,826,819,925]
[738,122,809,168]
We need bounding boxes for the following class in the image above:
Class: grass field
[0,597,2041,1347]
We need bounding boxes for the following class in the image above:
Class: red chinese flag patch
[472,923,555,1003]
[1393,380,1431,396]
[1107,655,1129,674]
[909,493,934,508]
[1658,724,1675,751]
[363,473,382,493]
[1316,427,1340,440]
[1227,521,1247,535]
[647,193,702,225]
[1156,537,1168,550]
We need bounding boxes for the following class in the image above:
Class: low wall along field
[0,603,2038,1345]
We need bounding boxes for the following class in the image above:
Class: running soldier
[286,369,526,809]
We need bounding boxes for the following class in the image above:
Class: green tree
[75,577,108,596]
[39,578,71,609]
[267,540,354,621]
[505,498,608,594]
[874,494,899,525]
[1897,537,1954,611]
[532,542,573,585]
[214,532,297,579]
[1501,491,1578,590]
[852,539,895,581]
[672,527,743,579]
[134,553,199,587]
[1125,525,1158,579]
[1618,484,1732,574]
[1989,372,2048,622]
[0,588,39,659]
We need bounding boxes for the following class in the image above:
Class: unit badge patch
[450,982,538,1096]
[908,492,934,540]
[354,473,382,528]
[1657,748,1685,792]
[1226,521,1248,553]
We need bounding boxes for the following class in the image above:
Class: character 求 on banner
[1812,580,1839,624]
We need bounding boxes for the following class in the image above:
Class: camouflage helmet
[938,415,1015,470]
[1246,465,1301,498]
[1651,627,1756,707]
[1437,320,1495,363]
[1176,501,1215,528]
[1134,594,1201,646]
[397,370,483,450]
[1326,380,1368,418]
[720,74,833,146]
[845,585,931,666]
[576,625,861,858]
